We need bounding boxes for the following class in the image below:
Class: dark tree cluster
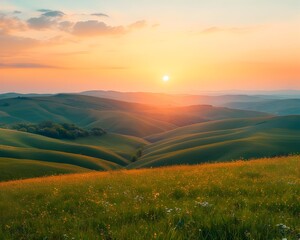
[11,121,106,140]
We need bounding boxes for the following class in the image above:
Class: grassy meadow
[0,156,299,240]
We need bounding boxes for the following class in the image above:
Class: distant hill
[0,93,51,100]
[0,94,270,136]
[0,94,176,137]
[80,90,266,106]
[129,116,300,169]
[224,99,300,115]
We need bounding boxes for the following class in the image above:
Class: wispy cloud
[0,13,27,33]
[0,34,38,52]
[91,13,109,18]
[129,20,147,30]
[201,26,258,34]
[42,10,65,18]
[37,9,52,13]
[0,63,60,69]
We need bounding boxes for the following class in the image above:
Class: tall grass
[0,156,299,239]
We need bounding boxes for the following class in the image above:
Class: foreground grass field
[0,156,299,239]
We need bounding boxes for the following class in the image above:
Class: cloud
[37,9,52,13]
[13,11,22,14]
[91,13,109,18]
[152,23,160,28]
[3,10,148,39]
[27,16,56,29]
[129,20,147,29]
[0,33,38,52]
[72,20,126,36]
[27,9,65,29]
[0,63,60,69]
[0,14,27,33]
[201,26,256,34]
[42,10,65,18]
[59,21,74,32]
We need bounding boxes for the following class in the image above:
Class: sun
[162,75,170,82]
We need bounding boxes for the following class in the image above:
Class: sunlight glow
[163,75,170,82]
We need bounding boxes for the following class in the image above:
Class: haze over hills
[80,90,300,106]
[224,99,300,115]
[81,90,267,106]
[0,93,52,100]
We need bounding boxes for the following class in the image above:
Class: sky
[0,0,299,93]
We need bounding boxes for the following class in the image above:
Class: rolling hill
[0,94,176,137]
[129,116,300,169]
[0,94,270,136]
[0,128,147,180]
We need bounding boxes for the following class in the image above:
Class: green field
[0,156,299,239]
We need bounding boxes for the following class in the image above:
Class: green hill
[130,116,300,168]
[0,95,176,137]
[0,128,147,180]
[0,156,299,239]
[0,94,270,137]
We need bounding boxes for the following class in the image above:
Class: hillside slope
[0,158,89,182]
[130,116,300,168]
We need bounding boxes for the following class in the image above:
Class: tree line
[11,121,107,140]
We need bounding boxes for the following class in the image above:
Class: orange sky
[0,0,299,93]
